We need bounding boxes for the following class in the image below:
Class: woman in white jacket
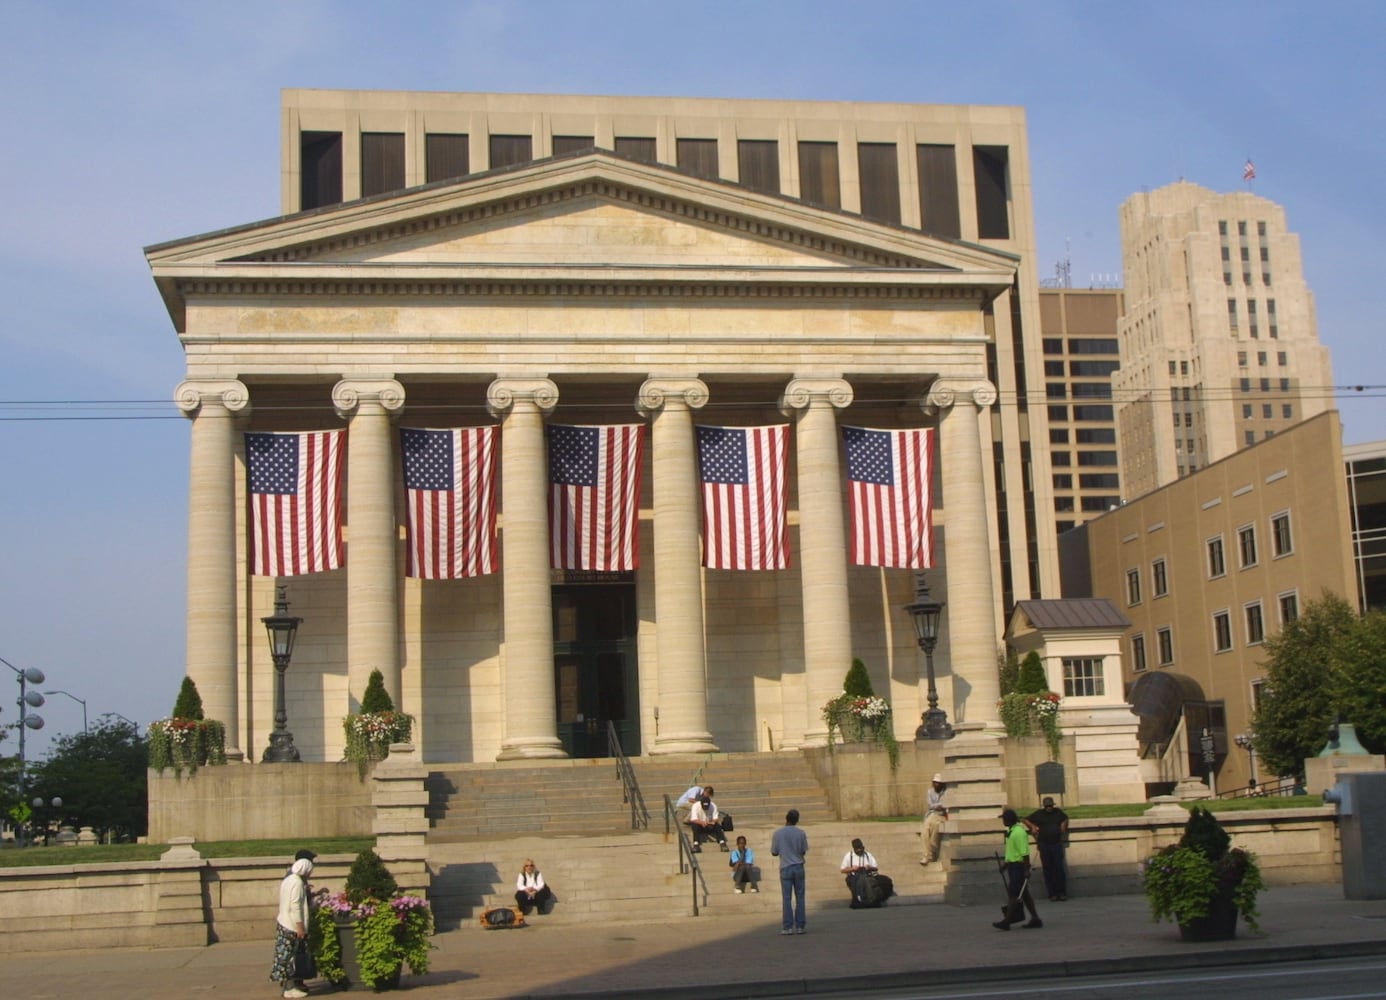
[514,858,554,915]
[271,853,314,998]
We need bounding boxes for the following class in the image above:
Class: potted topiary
[343,670,414,776]
[147,677,227,775]
[821,658,900,768]
[1141,806,1264,940]
[997,651,1062,761]
[313,848,433,991]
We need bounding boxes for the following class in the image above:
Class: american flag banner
[548,424,645,571]
[400,426,499,579]
[696,424,790,571]
[1243,159,1256,181]
[245,430,346,576]
[842,425,936,569]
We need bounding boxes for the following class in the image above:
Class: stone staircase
[427,819,945,930]
[423,750,932,929]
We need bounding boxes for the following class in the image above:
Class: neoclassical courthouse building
[147,90,1067,764]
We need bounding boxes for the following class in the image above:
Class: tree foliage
[28,715,148,842]
[1252,593,1386,777]
[842,658,874,698]
[998,648,1021,697]
[1017,651,1049,695]
[171,676,205,720]
[359,669,395,714]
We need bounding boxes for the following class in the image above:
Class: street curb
[538,937,1386,1000]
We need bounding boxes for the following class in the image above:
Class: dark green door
[553,583,639,758]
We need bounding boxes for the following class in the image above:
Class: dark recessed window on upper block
[615,137,657,163]
[425,134,469,183]
[677,138,719,180]
[973,145,1011,239]
[797,141,840,209]
[916,144,961,238]
[489,134,533,170]
[737,140,780,195]
[857,143,901,225]
[552,135,595,156]
[361,132,405,197]
[300,131,342,210]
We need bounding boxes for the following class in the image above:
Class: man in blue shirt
[729,835,760,893]
[770,808,809,935]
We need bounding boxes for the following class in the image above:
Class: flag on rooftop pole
[548,424,645,571]
[245,430,346,576]
[400,426,499,579]
[1243,159,1256,182]
[696,424,790,571]
[842,426,936,569]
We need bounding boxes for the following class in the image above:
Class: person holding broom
[993,808,1042,930]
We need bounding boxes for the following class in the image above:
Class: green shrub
[843,658,874,697]
[359,669,395,714]
[345,848,398,905]
[171,677,205,721]
[1017,651,1049,694]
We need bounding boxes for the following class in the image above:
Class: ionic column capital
[332,379,406,419]
[486,377,559,418]
[923,378,997,415]
[175,379,250,418]
[636,377,709,418]
[779,377,854,416]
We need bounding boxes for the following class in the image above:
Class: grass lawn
[0,836,373,869]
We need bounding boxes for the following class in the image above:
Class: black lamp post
[904,574,953,741]
[261,585,303,763]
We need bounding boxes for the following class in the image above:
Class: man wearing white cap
[920,773,948,865]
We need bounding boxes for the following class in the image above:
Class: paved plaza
[3,884,1386,999]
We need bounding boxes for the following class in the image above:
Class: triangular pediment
[147,151,1017,329]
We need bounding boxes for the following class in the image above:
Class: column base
[650,733,719,755]
[497,739,568,761]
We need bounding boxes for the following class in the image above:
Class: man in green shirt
[993,808,1042,930]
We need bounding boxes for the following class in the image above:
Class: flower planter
[331,917,404,992]
[1178,884,1239,942]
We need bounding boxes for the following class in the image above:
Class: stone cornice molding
[486,378,560,419]
[174,379,250,418]
[923,378,997,416]
[331,379,406,419]
[779,378,854,416]
[636,378,710,418]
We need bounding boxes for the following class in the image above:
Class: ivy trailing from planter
[343,669,413,777]
[147,677,226,775]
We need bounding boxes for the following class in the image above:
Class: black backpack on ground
[850,870,890,909]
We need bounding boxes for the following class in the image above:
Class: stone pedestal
[371,743,430,897]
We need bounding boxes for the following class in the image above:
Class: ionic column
[332,379,406,707]
[176,379,250,760]
[487,378,565,760]
[637,378,718,754]
[781,377,854,746]
[926,379,1001,725]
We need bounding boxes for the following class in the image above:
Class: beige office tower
[1114,182,1334,498]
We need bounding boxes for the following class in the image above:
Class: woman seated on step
[514,859,554,916]
[687,789,729,853]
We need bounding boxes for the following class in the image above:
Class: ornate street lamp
[30,796,62,846]
[1234,732,1259,788]
[261,585,303,763]
[1,656,46,784]
[904,574,953,741]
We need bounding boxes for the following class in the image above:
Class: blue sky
[2,1,1382,757]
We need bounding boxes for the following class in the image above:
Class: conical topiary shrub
[359,669,395,714]
[1017,651,1049,694]
[172,677,205,720]
[345,848,399,905]
[843,658,875,698]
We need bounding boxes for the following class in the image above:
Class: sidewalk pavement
[4,884,1385,1000]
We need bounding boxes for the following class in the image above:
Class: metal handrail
[664,793,710,916]
[606,721,651,830]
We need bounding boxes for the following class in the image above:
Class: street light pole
[261,585,304,763]
[44,690,87,733]
[903,574,954,741]
[1234,732,1258,788]
[1,656,47,786]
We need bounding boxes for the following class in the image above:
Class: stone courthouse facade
[146,91,1062,764]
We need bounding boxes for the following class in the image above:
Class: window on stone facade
[1279,591,1299,625]
[1245,601,1266,645]
[737,140,780,194]
[425,133,470,182]
[1213,610,1233,652]
[1062,657,1104,697]
[677,138,719,180]
[973,145,1010,238]
[490,134,533,169]
[916,144,961,238]
[1271,511,1293,557]
[1131,634,1147,672]
[361,132,405,196]
[615,136,657,163]
[797,141,840,209]
[552,135,595,156]
[1238,524,1258,568]
[1152,558,1168,598]
[1207,536,1226,578]
[1126,568,1141,606]
[858,142,902,224]
[1157,627,1174,665]
[300,130,343,209]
